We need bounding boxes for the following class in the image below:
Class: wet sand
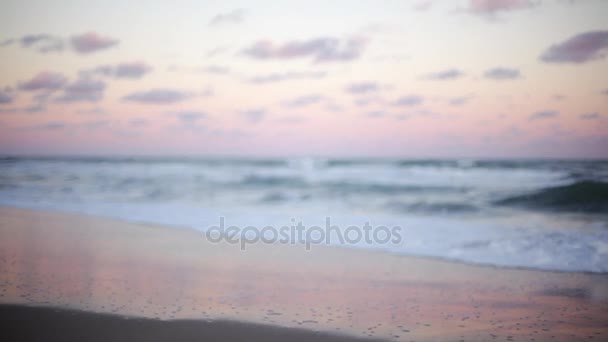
[0,304,381,342]
[0,206,607,341]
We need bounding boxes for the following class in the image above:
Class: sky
[0,0,607,158]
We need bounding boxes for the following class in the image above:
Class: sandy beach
[1,206,607,341]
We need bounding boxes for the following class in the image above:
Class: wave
[321,159,608,176]
[1,157,607,273]
[258,192,311,203]
[386,200,478,214]
[324,159,387,167]
[397,160,462,168]
[239,175,307,187]
[3,156,607,175]
[325,159,462,168]
[494,180,608,213]
[235,175,469,195]
[324,181,467,195]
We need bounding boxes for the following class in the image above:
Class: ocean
[0,156,607,273]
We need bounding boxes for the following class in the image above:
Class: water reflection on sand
[1,207,607,341]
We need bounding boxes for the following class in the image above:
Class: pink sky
[0,0,607,158]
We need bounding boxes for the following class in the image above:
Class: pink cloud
[20,34,63,53]
[122,89,192,104]
[484,67,521,79]
[89,61,152,79]
[0,88,14,104]
[56,78,106,102]
[345,82,379,94]
[425,68,464,80]
[393,95,424,107]
[242,36,367,63]
[540,31,608,64]
[71,32,119,54]
[530,110,559,120]
[19,71,67,91]
[468,0,535,14]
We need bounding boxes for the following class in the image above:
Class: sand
[0,206,607,341]
[0,304,382,342]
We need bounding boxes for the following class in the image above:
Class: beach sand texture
[1,206,607,341]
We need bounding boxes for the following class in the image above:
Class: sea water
[0,156,606,272]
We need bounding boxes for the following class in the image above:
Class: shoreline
[1,206,607,341]
[0,203,604,276]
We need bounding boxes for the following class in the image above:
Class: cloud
[242,36,367,63]
[530,110,559,120]
[122,89,193,104]
[0,87,48,112]
[449,96,471,106]
[209,9,247,26]
[345,81,379,94]
[28,120,113,132]
[249,71,326,84]
[21,34,52,47]
[19,34,63,53]
[172,111,207,132]
[425,68,464,80]
[285,94,324,107]
[3,32,120,54]
[580,112,600,120]
[23,104,45,113]
[393,95,424,106]
[0,88,15,104]
[467,0,536,15]
[19,71,67,91]
[540,31,608,64]
[171,111,207,124]
[0,94,13,104]
[16,104,39,114]
[56,78,106,103]
[239,108,266,123]
[90,61,152,79]
[70,32,119,54]
[109,63,150,78]
[484,67,521,79]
